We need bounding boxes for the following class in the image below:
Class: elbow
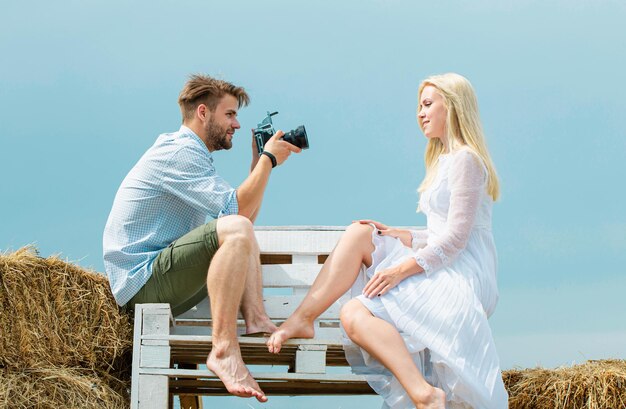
[237,206,255,221]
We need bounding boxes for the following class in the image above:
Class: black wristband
[261,151,277,168]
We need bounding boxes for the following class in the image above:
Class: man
[103,74,300,402]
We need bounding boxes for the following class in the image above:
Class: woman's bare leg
[267,223,375,353]
[341,299,446,409]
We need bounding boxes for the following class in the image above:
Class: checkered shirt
[103,126,238,306]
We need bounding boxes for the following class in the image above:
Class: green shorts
[126,220,219,317]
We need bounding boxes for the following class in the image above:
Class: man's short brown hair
[178,74,250,122]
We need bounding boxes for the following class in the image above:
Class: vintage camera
[253,111,309,156]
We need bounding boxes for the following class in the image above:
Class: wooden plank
[131,305,145,409]
[254,226,422,254]
[178,395,202,409]
[142,305,171,335]
[292,254,318,264]
[255,229,344,254]
[261,264,322,287]
[169,379,374,395]
[142,334,345,347]
[140,368,368,383]
[138,374,168,409]
[296,345,327,374]
[263,295,341,319]
[140,345,171,368]
[260,254,292,264]
[177,295,346,320]
[170,320,341,338]
[254,226,347,231]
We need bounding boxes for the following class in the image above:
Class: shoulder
[448,147,487,182]
[161,133,211,164]
[450,147,484,169]
[141,132,213,178]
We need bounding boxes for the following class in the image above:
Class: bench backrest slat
[255,228,344,254]
[175,227,346,324]
[261,264,323,287]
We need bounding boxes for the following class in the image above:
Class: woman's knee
[341,222,375,265]
[346,222,374,237]
[340,299,367,337]
[342,223,374,250]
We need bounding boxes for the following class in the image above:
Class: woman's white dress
[343,149,509,409]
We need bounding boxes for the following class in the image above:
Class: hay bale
[503,359,626,409]
[0,247,132,373]
[0,367,128,408]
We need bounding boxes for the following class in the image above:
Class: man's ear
[196,104,209,121]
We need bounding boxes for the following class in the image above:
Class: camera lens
[283,125,309,150]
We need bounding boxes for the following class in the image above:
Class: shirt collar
[179,125,213,160]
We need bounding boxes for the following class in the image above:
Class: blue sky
[1,1,625,407]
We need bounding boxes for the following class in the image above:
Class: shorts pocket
[155,244,173,274]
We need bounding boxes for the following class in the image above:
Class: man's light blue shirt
[103,125,238,306]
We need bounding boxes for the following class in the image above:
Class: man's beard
[205,119,232,151]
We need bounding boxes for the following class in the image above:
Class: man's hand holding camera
[262,130,302,166]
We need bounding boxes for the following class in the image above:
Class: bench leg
[131,304,173,409]
[138,375,169,409]
[296,345,327,374]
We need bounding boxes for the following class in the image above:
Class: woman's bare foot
[206,343,268,402]
[266,315,315,354]
[413,386,446,409]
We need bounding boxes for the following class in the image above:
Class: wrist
[401,258,420,277]
[258,153,275,170]
[261,151,277,168]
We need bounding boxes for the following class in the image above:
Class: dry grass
[0,367,128,409]
[503,359,626,409]
[0,246,132,372]
[0,247,132,406]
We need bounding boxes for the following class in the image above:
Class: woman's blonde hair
[417,73,500,201]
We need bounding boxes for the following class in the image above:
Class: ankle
[411,384,438,406]
[210,339,239,358]
[290,311,316,326]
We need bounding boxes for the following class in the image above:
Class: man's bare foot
[206,343,267,402]
[413,386,446,409]
[266,315,315,354]
[246,316,278,335]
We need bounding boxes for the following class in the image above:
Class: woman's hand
[363,258,423,298]
[355,219,389,230]
[355,220,413,248]
[377,228,413,248]
[363,266,407,298]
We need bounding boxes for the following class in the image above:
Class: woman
[267,73,509,409]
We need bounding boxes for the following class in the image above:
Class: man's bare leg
[205,215,267,402]
[267,223,375,353]
[341,299,446,409]
[240,238,278,334]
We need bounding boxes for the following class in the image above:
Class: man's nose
[232,119,241,129]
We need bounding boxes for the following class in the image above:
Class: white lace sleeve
[413,150,487,276]
[410,229,428,251]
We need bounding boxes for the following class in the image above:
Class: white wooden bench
[130,226,377,408]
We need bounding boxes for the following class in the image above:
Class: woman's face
[417,85,447,143]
